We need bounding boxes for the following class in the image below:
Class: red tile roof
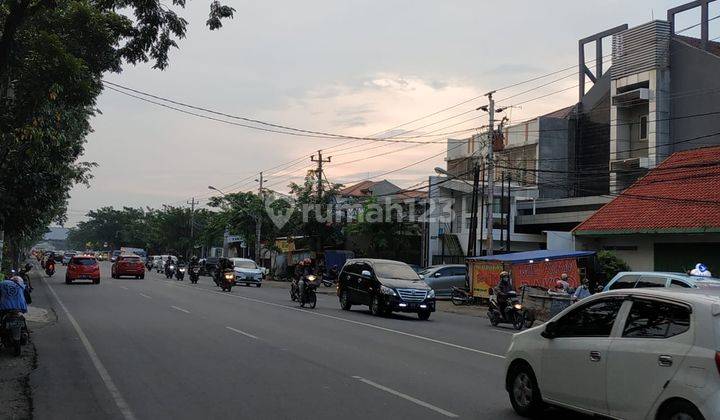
[339,180,377,197]
[574,146,720,235]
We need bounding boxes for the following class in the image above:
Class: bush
[597,251,630,284]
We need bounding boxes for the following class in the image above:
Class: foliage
[0,0,234,268]
[596,250,631,284]
[344,197,419,259]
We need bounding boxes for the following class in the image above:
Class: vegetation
[596,250,631,284]
[0,0,234,270]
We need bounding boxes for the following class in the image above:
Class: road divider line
[226,326,258,340]
[164,282,505,359]
[170,305,190,314]
[352,376,459,418]
[44,279,137,420]
[119,286,129,290]
[139,293,152,299]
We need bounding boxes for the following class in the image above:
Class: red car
[112,254,145,279]
[66,255,100,284]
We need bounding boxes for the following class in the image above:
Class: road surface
[27,262,571,420]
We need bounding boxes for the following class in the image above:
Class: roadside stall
[467,250,597,320]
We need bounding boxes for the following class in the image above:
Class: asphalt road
[26,262,562,420]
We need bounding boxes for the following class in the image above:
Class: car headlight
[513,303,522,310]
[380,285,396,296]
[306,275,316,281]
[427,289,435,299]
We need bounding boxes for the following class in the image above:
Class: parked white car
[505,288,720,419]
[230,258,263,287]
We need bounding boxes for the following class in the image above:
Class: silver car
[419,264,467,298]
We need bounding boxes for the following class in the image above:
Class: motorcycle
[321,267,338,287]
[487,288,534,330]
[217,269,235,292]
[45,261,55,277]
[175,265,186,281]
[189,265,200,284]
[1,311,28,356]
[298,275,318,309]
[165,264,176,279]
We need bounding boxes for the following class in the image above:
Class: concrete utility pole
[485,91,496,256]
[186,197,197,259]
[255,172,263,264]
[311,150,331,201]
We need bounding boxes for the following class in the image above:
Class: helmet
[499,271,509,278]
[561,273,569,280]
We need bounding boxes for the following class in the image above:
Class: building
[424,0,720,264]
[573,145,720,272]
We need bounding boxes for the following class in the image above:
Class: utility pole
[255,172,263,264]
[311,150,331,201]
[467,159,480,257]
[485,91,496,256]
[186,197,197,259]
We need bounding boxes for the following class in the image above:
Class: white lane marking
[170,305,190,314]
[139,293,152,299]
[490,328,514,335]
[44,279,137,420]
[226,326,258,340]
[119,286,129,290]
[165,282,505,359]
[353,376,459,418]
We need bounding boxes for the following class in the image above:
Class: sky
[64,0,718,226]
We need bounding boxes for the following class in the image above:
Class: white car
[505,288,720,420]
[230,258,263,287]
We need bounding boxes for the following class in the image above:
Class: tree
[596,250,630,285]
[0,0,234,271]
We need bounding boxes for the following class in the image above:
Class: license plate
[5,319,22,328]
[80,275,91,279]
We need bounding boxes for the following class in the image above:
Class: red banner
[511,258,580,289]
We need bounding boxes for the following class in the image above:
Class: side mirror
[361,270,372,278]
[487,288,494,296]
[541,321,557,339]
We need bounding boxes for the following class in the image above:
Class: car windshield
[374,263,420,281]
[234,260,257,269]
[71,258,96,266]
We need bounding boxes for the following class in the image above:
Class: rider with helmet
[494,271,514,316]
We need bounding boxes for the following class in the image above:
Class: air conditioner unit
[609,157,650,172]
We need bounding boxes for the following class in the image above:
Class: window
[622,300,690,339]
[635,276,667,288]
[450,267,467,276]
[343,263,359,275]
[71,257,96,266]
[554,298,624,338]
[670,279,691,288]
[639,115,648,140]
[609,275,640,290]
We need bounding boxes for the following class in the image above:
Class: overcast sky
[64,0,717,225]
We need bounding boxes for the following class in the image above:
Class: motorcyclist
[494,271,514,317]
[215,257,234,286]
[0,275,28,315]
[164,257,174,275]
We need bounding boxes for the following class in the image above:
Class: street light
[207,185,227,196]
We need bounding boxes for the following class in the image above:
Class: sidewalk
[263,279,488,317]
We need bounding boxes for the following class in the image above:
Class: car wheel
[508,364,543,417]
[256,283,261,287]
[417,311,431,321]
[339,289,352,310]
[370,295,383,316]
[658,400,704,420]
[140,275,145,280]
[65,278,72,285]
[93,279,100,285]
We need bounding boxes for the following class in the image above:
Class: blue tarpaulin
[467,250,595,264]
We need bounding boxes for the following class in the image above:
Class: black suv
[337,259,435,320]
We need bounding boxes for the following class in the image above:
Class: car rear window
[622,299,691,339]
[609,275,640,290]
[121,256,141,262]
[71,257,97,266]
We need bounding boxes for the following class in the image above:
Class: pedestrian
[572,276,592,302]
